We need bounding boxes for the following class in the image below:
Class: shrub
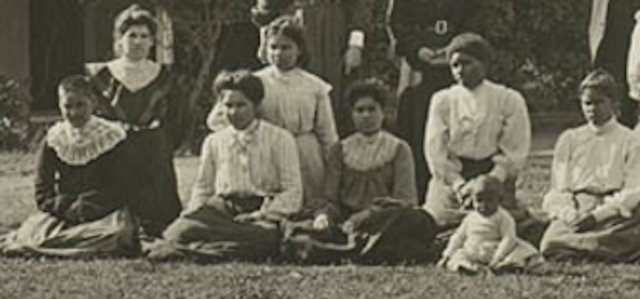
[0,76,31,151]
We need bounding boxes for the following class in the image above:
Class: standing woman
[390,0,481,202]
[88,5,185,238]
[424,33,531,230]
[255,16,339,216]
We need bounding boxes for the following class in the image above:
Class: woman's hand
[418,47,436,62]
[234,211,263,223]
[312,214,331,231]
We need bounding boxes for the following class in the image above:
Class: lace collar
[229,120,260,151]
[107,58,161,92]
[342,131,401,171]
[46,116,127,166]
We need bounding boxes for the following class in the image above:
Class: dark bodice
[390,0,480,71]
[34,142,127,220]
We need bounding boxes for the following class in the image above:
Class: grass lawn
[1,153,640,298]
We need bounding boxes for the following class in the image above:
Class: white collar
[587,117,617,135]
[46,116,126,165]
[107,58,161,92]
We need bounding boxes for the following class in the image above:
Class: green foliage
[0,76,31,151]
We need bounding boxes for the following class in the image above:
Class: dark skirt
[281,207,438,264]
[396,66,453,202]
[146,196,280,262]
[122,128,182,237]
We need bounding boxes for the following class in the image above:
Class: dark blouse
[91,65,186,150]
[34,142,127,222]
[320,137,418,222]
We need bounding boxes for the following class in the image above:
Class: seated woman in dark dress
[0,75,138,257]
[282,79,437,264]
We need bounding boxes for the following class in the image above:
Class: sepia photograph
[1,0,640,297]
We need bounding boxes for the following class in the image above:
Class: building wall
[0,1,30,79]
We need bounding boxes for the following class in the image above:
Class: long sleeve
[317,143,345,221]
[443,216,468,257]
[34,142,58,210]
[344,0,374,33]
[628,11,640,101]
[542,130,576,220]
[391,142,418,205]
[489,91,531,182]
[188,135,218,212]
[425,92,464,186]
[262,130,303,216]
[314,90,339,154]
[492,210,518,263]
[592,134,640,221]
[163,74,189,150]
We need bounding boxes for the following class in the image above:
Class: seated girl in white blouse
[147,70,303,262]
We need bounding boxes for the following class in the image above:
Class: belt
[122,119,161,132]
[221,195,268,215]
[572,189,617,198]
[459,156,495,181]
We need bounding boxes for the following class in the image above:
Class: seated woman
[0,75,138,257]
[146,71,302,262]
[540,70,640,262]
[282,79,437,264]
[423,33,531,232]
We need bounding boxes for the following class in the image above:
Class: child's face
[221,90,257,130]
[472,191,499,217]
[58,90,95,128]
[352,96,384,135]
[449,52,487,89]
[580,88,614,126]
[266,34,300,71]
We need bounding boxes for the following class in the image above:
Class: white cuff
[348,30,365,48]
[489,165,508,183]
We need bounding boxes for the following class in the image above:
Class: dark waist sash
[221,195,266,215]
[459,156,494,181]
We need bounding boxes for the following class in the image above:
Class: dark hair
[213,70,265,105]
[113,5,157,44]
[345,78,391,109]
[58,75,96,102]
[473,175,503,200]
[265,15,310,67]
[578,69,620,105]
[446,32,494,66]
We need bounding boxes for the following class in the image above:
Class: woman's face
[222,90,257,130]
[266,34,300,71]
[352,96,384,135]
[58,90,95,128]
[580,88,614,126]
[119,25,153,61]
[449,52,487,89]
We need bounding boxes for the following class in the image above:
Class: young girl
[255,16,339,216]
[540,70,640,262]
[438,175,542,273]
[0,75,138,257]
[282,79,437,264]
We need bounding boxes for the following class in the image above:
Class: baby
[438,175,542,274]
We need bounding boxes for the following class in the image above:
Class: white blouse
[189,120,303,216]
[425,80,531,185]
[543,119,640,221]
